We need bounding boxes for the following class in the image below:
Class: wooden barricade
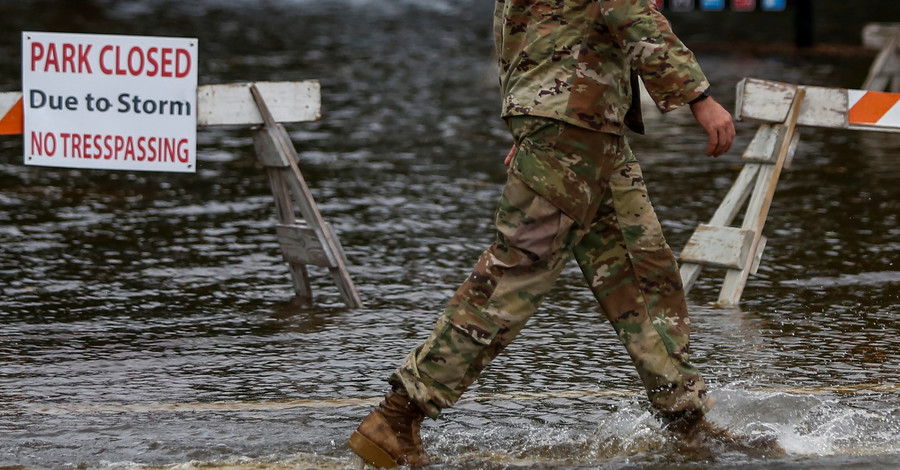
[0,81,363,308]
[248,85,362,308]
[679,78,900,306]
[862,23,900,92]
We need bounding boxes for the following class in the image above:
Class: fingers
[719,123,735,155]
[711,118,736,157]
[706,132,718,157]
[691,97,735,157]
[707,123,734,157]
[504,144,516,166]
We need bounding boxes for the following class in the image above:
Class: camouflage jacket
[494,0,710,135]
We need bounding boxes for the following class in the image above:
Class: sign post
[22,32,198,173]
[12,32,359,306]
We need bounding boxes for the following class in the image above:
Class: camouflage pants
[390,116,711,420]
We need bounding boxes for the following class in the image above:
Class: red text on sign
[99,45,191,78]
[31,42,93,74]
[29,41,192,78]
[30,131,190,163]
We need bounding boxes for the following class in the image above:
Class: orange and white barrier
[849,90,900,128]
[861,23,900,92]
[683,78,898,307]
[0,93,23,135]
[736,77,900,133]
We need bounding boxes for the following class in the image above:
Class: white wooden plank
[679,225,755,270]
[741,124,779,162]
[749,235,767,275]
[248,85,362,308]
[718,164,778,305]
[736,78,848,130]
[288,263,313,305]
[719,89,806,306]
[679,156,761,294]
[864,27,900,91]
[252,125,292,168]
[1,81,322,130]
[276,222,332,268]
[740,124,798,170]
[784,131,800,170]
[679,263,703,295]
[198,81,321,126]
[709,163,760,226]
[872,54,900,76]
[863,23,900,50]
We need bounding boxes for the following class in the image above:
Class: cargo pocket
[511,131,594,226]
[418,305,500,392]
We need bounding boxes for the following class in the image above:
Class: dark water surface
[1,0,899,468]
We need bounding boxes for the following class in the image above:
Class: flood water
[1,0,899,469]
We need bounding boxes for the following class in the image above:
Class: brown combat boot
[662,410,784,458]
[348,390,430,468]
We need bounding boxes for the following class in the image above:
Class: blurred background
[1,1,898,469]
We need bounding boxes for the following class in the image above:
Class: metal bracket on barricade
[679,78,900,306]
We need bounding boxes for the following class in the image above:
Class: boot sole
[348,431,399,468]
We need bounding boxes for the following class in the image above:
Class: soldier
[349,0,736,467]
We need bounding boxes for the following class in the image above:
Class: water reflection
[1,0,899,468]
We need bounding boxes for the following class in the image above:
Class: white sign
[22,32,198,172]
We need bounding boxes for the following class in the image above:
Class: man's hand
[504,144,517,166]
[690,97,735,157]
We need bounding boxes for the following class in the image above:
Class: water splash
[711,388,900,457]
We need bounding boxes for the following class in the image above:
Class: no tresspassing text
[30,131,190,164]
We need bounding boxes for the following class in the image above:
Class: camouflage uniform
[390,0,712,420]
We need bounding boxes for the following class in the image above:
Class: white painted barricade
[735,78,900,133]
[849,90,900,130]
[197,81,321,126]
[862,23,900,93]
[1,81,321,133]
[0,80,361,309]
[247,84,362,309]
[680,78,899,306]
[864,23,900,51]
[0,92,23,135]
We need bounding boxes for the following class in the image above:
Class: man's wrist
[689,88,711,105]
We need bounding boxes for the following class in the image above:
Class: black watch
[689,88,711,105]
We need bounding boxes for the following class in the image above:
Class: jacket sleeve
[601,0,710,113]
